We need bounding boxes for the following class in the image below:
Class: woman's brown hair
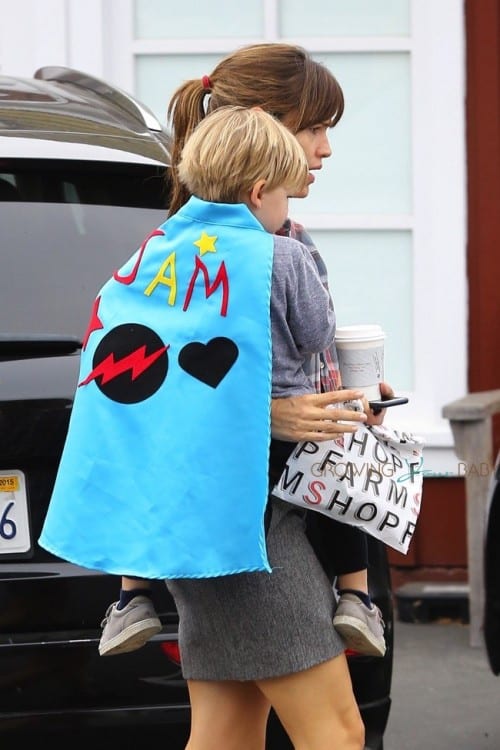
[166,43,344,216]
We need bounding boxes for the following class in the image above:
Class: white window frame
[104,0,469,476]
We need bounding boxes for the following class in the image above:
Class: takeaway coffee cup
[334,324,385,400]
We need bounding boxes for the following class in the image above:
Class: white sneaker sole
[333,614,386,657]
[99,617,162,656]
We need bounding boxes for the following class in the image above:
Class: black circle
[91,323,168,404]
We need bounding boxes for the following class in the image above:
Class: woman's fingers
[271,391,367,442]
[270,385,397,442]
[314,388,366,406]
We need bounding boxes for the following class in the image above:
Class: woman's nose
[320,135,332,158]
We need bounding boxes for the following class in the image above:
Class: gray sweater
[271,234,335,397]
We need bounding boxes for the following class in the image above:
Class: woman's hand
[271,389,367,442]
[364,382,395,426]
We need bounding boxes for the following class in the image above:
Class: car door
[484,452,500,675]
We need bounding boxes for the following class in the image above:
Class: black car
[485,450,500,677]
[0,67,393,750]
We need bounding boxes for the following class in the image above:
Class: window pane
[281,0,410,36]
[0,203,166,335]
[310,230,413,390]
[134,0,264,39]
[305,53,411,214]
[135,54,222,126]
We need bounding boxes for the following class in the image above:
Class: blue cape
[39,197,273,578]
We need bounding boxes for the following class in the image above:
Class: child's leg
[328,524,386,657]
[305,516,386,656]
[121,575,151,591]
[98,576,161,657]
[336,569,369,600]
[329,524,369,592]
[117,576,154,609]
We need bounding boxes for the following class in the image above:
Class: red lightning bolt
[78,344,168,387]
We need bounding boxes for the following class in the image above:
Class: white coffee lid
[335,324,385,341]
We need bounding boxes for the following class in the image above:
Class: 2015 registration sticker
[0,470,31,555]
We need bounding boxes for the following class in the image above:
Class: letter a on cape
[40,198,273,578]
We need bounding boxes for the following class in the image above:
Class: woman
[163,44,392,750]
[98,43,392,749]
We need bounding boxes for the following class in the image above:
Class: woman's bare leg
[186,678,271,750]
[256,653,364,750]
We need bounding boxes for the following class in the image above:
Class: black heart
[178,337,239,388]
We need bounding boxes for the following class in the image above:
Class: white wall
[0,0,108,78]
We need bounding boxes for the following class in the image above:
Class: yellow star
[194,231,218,255]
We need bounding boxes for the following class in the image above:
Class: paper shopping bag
[272,424,424,554]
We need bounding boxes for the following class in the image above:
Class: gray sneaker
[98,595,162,656]
[333,593,386,657]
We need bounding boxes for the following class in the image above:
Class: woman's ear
[248,179,267,209]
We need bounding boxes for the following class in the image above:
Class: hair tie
[201,75,212,90]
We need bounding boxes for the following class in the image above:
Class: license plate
[0,470,31,555]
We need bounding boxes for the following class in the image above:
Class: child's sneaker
[333,592,386,657]
[98,595,162,656]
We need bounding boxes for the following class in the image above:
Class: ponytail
[167,78,210,215]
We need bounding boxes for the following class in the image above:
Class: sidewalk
[384,619,500,749]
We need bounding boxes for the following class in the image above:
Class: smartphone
[368,396,409,415]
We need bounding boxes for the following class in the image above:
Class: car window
[0,159,169,206]
[0,161,169,338]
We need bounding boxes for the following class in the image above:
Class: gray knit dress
[165,234,345,680]
[165,497,344,680]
